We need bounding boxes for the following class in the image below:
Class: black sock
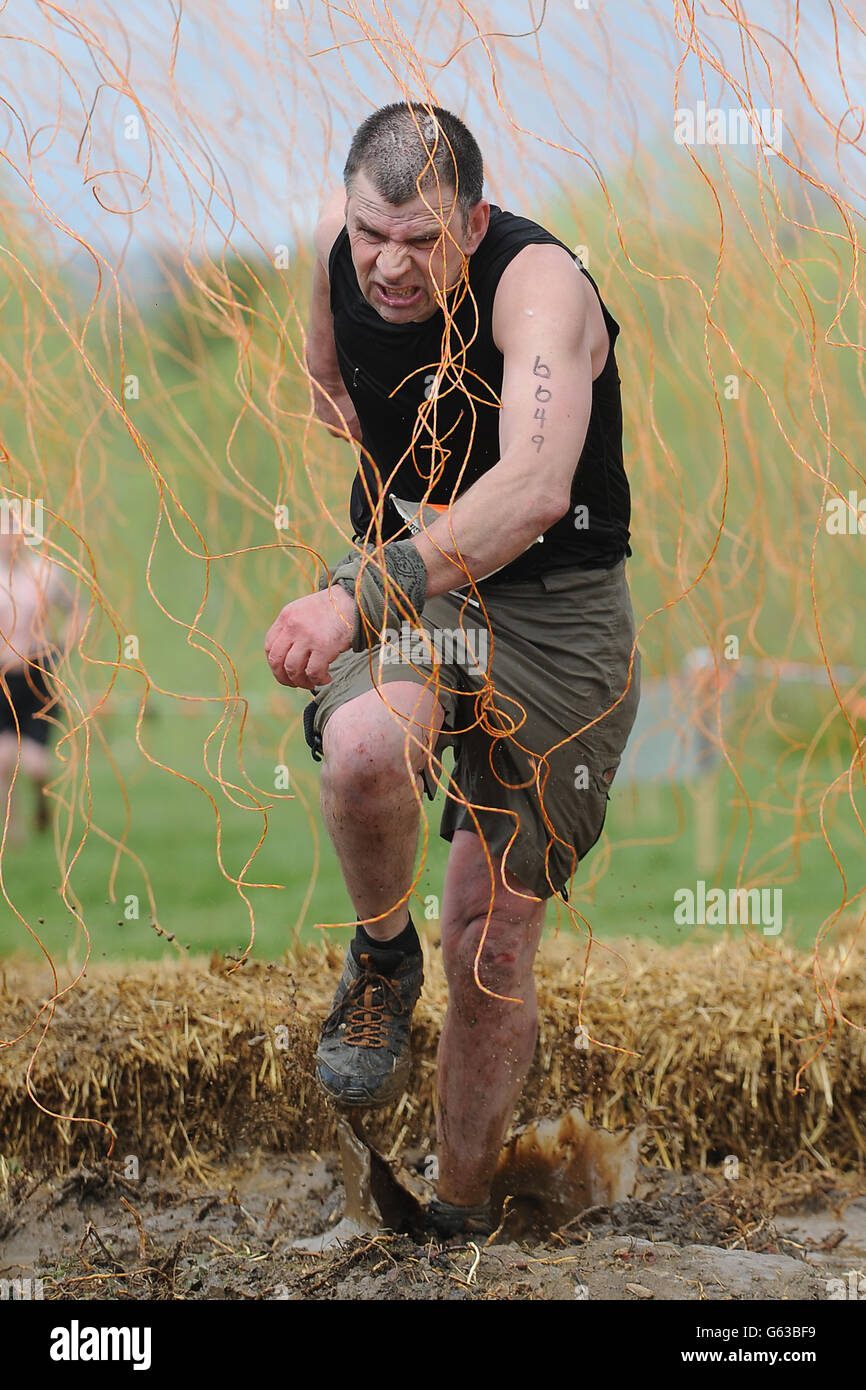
[351,913,421,969]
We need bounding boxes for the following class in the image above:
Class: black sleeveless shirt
[328,204,632,582]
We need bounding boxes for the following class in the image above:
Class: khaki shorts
[310,558,641,901]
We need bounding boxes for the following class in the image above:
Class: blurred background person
[0,528,79,844]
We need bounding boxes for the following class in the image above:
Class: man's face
[345,167,489,324]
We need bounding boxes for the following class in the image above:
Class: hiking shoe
[315,944,424,1106]
[427,1196,495,1239]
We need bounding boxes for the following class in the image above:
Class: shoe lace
[324,955,408,1048]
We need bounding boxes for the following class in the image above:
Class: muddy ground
[2,1155,864,1301]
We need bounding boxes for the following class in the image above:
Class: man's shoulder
[479,210,616,366]
[472,205,577,304]
[489,240,587,356]
[476,203,569,256]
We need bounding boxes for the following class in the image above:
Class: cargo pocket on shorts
[303,697,323,762]
[589,755,621,842]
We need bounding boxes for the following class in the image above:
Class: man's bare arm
[305,187,362,444]
[409,243,593,598]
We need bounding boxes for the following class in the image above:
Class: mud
[2,1155,863,1301]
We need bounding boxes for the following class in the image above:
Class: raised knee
[321,721,414,805]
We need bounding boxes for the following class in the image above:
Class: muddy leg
[435,830,545,1205]
[319,682,445,941]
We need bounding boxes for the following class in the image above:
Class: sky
[0,0,861,291]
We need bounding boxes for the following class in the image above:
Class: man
[265,101,641,1237]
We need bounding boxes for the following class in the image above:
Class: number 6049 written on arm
[531,355,552,453]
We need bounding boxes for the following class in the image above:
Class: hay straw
[1,936,863,1174]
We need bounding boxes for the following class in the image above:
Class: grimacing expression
[345,167,489,323]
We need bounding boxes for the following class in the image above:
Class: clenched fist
[264,585,355,690]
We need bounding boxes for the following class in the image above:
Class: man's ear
[465,199,490,254]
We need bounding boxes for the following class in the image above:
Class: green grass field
[0,699,860,964]
[2,168,864,968]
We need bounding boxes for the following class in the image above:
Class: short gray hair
[343,101,484,226]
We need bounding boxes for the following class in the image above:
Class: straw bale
[0,935,863,1173]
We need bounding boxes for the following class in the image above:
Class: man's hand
[264,584,355,690]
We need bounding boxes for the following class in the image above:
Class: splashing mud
[294,1116,427,1251]
[490,1108,648,1239]
[312,1107,647,1245]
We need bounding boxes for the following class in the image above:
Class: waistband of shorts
[464,555,627,601]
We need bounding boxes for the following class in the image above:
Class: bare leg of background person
[435,829,545,1205]
[0,730,27,845]
[19,736,51,832]
[319,682,445,941]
